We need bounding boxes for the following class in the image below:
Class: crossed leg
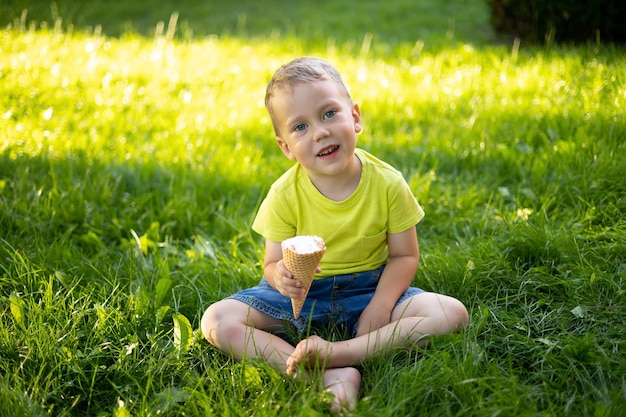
[286,292,469,372]
[201,299,361,412]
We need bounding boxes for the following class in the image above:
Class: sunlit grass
[1,15,625,417]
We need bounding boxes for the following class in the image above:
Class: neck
[309,155,362,202]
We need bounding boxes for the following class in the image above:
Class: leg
[287,292,468,371]
[202,299,362,412]
[201,299,294,371]
[389,292,469,340]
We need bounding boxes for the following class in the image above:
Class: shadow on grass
[0,145,266,255]
[2,0,497,48]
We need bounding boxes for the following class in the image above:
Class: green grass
[1,0,495,46]
[1,1,626,416]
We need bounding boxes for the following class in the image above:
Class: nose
[312,124,330,141]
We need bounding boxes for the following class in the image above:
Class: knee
[201,300,250,347]
[200,304,218,344]
[424,294,469,332]
[201,301,231,345]
[447,297,469,330]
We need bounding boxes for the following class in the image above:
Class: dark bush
[488,0,626,44]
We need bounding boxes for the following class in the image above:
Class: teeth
[318,146,338,156]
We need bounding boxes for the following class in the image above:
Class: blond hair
[265,57,352,133]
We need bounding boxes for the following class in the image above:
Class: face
[271,79,362,180]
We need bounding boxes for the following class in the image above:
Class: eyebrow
[286,97,344,123]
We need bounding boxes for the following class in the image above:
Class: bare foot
[286,335,333,374]
[324,367,361,414]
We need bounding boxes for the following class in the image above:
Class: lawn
[1,1,625,416]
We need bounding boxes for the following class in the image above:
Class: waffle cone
[282,237,325,318]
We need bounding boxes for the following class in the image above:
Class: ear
[276,136,296,160]
[352,102,363,133]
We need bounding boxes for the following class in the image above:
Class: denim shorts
[227,265,424,337]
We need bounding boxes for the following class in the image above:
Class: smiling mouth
[317,145,339,157]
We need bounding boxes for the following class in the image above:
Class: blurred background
[3,0,624,46]
[0,0,496,47]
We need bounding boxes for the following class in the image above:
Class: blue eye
[323,110,336,119]
[294,123,307,132]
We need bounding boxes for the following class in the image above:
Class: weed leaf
[155,277,172,307]
[570,306,588,319]
[173,313,193,352]
[9,293,25,326]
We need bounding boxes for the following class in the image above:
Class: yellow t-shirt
[252,148,425,277]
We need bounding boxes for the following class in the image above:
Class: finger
[288,287,306,299]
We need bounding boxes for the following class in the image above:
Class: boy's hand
[273,259,307,298]
[262,239,320,299]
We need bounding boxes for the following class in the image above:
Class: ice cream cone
[281,236,326,318]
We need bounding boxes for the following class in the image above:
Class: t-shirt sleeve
[387,177,425,234]
[251,186,296,242]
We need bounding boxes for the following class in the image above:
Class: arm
[355,226,420,337]
[262,239,309,299]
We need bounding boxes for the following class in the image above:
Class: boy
[201,57,469,413]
